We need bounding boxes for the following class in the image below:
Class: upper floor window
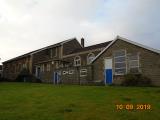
[74,56,81,66]
[50,48,57,58]
[87,53,95,64]
[50,49,53,58]
[52,47,57,57]
[114,50,126,75]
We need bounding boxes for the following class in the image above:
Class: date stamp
[116,104,151,110]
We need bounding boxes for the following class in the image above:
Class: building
[2,36,160,86]
[0,65,2,78]
[3,38,82,82]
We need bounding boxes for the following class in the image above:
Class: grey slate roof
[3,38,77,63]
[70,41,112,54]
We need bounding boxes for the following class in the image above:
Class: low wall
[55,65,94,85]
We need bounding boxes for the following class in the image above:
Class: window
[128,53,140,73]
[69,70,74,74]
[22,63,27,69]
[46,64,51,72]
[74,56,81,66]
[114,50,126,75]
[80,69,87,77]
[63,71,68,75]
[87,53,95,64]
[41,64,45,72]
[55,62,59,69]
[50,49,53,58]
[52,47,57,57]
[19,63,22,71]
[50,48,57,58]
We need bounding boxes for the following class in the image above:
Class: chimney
[81,38,85,48]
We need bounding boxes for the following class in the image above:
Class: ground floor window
[41,64,45,72]
[69,70,74,74]
[80,69,87,77]
[46,64,51,72]
[114,50,126,75]
[128,53,140,73]
[113,50,140,75]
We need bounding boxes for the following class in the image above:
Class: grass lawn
[0,82,159,120]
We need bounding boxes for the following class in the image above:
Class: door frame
[54,72,60,84]
[36,66,41,79]
[104,57,113,85]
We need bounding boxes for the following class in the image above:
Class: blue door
[53,72,59,84]
[105,69,113,84]
[104,58,113,85]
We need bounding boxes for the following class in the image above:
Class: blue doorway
[105,69,113,84]
[104,58,113,85]
[53,72,60,84]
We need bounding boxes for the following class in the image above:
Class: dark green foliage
[15,68,41,83]
[122,74,151,86]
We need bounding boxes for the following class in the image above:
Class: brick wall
[93,39,160,86]
[55,65,93,85]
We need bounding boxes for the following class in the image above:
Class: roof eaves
[3,37,78,63]
[117,36,160,54]
[91,35,160,64]
[60,37,77,45]
[91,37,117,64]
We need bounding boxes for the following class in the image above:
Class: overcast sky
[0,0,160,64]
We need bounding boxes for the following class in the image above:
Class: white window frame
[80,69,87,77]
[74,56,81,66]
[87,53,95,64]
[114,50,127,75]
[128,53,140,73]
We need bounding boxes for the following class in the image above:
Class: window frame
[114,49,127,75]
[80,69,87,77]
[87,53,95,64]
[128,53,140,73]
[63,71,68,75]
[50,47,57,58]
[41,64,45,72]
[74,56,81,66]
[46,63,51,72]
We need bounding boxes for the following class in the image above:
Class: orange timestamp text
[116,104,151,110]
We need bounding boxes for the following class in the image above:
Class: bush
[122,73,151,86]
[15,68,42,83]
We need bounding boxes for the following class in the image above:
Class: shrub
[122,73,151,86]
[15,68,42,83]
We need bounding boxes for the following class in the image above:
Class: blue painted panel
[105,69,112,84]
[55,73,58,84]
[53,72,60,84]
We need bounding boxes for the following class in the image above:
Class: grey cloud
[0,0,160,64]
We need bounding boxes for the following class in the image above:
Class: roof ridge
[91,36,160,63]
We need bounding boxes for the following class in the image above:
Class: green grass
[0,82,159,120]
